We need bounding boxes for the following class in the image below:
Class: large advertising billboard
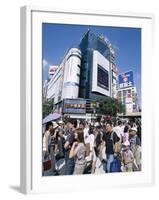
[97,65,109,90]
[118,71,134,89]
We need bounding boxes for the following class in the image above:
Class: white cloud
[43,59,48,70]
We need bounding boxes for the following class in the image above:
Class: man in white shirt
[113,120,123,141]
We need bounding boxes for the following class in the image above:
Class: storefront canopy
[43,113,61,124]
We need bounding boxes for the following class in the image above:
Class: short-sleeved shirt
[66,130,74,145]
[129,135,141,154]
[74,143,86,165]
[95,132,103,148]
[64,129,75,158]
[57,127,64,136]
[102,131,120,154]
[122,149,134,163]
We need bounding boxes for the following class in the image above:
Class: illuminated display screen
[97,65,109,90]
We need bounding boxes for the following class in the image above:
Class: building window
[97,64,109,90]
[77,64,81,69]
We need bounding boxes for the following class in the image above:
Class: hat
[123,141,130,146]
[94,122,100,127]
[52,122,59,129]
[58,120,64,124]
[129,127,137,132]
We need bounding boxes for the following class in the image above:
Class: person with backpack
[102,122,120,173]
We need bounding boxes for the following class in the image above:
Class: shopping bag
[110,158,121,173]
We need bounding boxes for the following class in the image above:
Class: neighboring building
[43,80,48,103]
[47,48,82,105]
[48,65,58,80]
[118,71,138,113]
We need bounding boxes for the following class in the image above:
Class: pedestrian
[64,118,77,175]
[56,120,65,159]
[69,128,86,175]
[83,121,90,143]
[121,141,134,172]
[91,125,103,173]
[102,122,120,173]
[122,125,130,144]
[42,121,53,174]
[49,122,59,174]
[79,121,85,129]
[129,127,141,171]
[113,120,123,141]
[83,126,95,174]
[43,122,53,160]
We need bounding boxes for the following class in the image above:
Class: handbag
[43,155,51,171]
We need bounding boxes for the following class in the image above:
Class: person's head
[74,128,84,143]
[85,121,89,128]
[117,120,122,127]
[45,121,53,132]
[129,127,137,136]
[89,126,95,135]
[106,122,113,133]
[58,120,64,127]
[124,125,129,133]
[52,121,59,129]
[79,121,85,129]
[95,125,102,132]
[123,141,130,150]
[67,118,77,129]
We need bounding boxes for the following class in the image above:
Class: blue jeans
[64,157,75,175]
[105,154,114,173]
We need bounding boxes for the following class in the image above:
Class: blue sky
[42,23,141,107]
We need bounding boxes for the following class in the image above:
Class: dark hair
[79,121,85,127]
[45,121,53,131]
[106,121,113,127]
[117,120,122,126]
[124,125,129,133]
[89,126,94,135]
[75,128,84,143]
[96,125,102,129]
[67,118,77,128]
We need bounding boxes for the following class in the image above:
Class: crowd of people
[42,118,141,176]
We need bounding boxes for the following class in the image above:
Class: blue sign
[118,71,134,89]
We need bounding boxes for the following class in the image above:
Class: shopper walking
[64,119,77,175]
[102,122,120,173]
[69,128,86,175]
